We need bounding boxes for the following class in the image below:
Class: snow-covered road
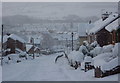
[2,53,119,81]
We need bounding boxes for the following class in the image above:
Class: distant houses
[26,44,41,55]
[3,34,26,56]
[2,33,42,57]
[87,12,120,47]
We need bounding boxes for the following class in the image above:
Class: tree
[40,33,54,50]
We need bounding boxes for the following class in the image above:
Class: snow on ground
[2,53,119,81]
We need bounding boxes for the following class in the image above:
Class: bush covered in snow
[90,46,102,57]
[90,41,99,48]
[2,54,21,64]
[83,41,89,46]
[68,51,85,69]
[68,50,84,63]
[79,44,89,55]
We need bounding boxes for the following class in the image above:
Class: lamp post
[71,32,74,51]
[31,37,35,59]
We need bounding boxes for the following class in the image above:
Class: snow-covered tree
[79,41,89,56]
[40,32,54,51]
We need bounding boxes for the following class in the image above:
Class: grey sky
[2,2,118,19]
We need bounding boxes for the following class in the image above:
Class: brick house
[26,45,40,55]
[87,13,120,47]
[3,34,26,56]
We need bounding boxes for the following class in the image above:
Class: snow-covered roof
[105,18,119,32]
[88,14,119,34]
[93,53,113,67]
[3,34,26,43]
[3,35,8,43]
[16,48,26,55]
[34,47,40,51]
[26,45,33,52]
[28,35,43,44]
[9,34,26,43]
[15,48,24,53]
[101,57,118,71]
[26,44,40,52]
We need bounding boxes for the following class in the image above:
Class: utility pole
[71,32,74,51]
[1,24,4,65]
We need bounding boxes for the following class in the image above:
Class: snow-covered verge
[2,53,119,81]
[93,43,119,71]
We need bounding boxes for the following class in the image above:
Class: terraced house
[87,12,120,47]
[3,34,26,56]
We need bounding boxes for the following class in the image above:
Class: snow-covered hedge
[68,50,84,63]
[90,46,102,57]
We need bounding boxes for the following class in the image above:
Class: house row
[87,12,120,47]
[2,33,41,56]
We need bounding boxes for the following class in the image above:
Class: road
[2,53,118,81]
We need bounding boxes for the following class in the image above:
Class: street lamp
[31,37,35,59]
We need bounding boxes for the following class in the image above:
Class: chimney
[101,12,109,21]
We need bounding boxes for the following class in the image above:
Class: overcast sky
[2,2,118,20]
